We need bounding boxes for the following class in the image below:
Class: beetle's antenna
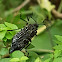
[20,14,28,25]
[37,19,46,26]
[26,13,37,23]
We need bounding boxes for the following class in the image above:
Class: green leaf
[0,24,6,28]
[10,51,24,58]
[0,30,7,40]
[9,31,17,36]
[54,45,62,50]
[0,24,10,31]
[55,35,62,42]
[26,56,36,62]
[55,41,62,45]
[35,57,41,62]
[10,58,19,62]
[0,48,8,55]
[4,22,18,29]
[26,51,39,62]
[5,32,13,39]
[0,24,6,31]
[54,50,61,58]
[0,27,10,31]
[44,58,51,62]
[53,57,62,62]
[49,54,53,58]
[3,37,7,42]
[20,56,29,61]
[28,51,39,59]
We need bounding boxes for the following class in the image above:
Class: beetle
[9,14,39,53]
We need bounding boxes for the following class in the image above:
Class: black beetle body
[9,24,38,53]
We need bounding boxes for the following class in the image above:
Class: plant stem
[58,0,62,12]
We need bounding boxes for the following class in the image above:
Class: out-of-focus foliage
[40,0,55,12]
[0,0,24,17]
[0,48,8,55]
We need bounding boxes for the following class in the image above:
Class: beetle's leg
[24,49,29,57]
[26,13,33,21]
[27,16,30,21]
[25,43,31,57]
[35,34,37,36]
[27,13,37,23]
[25,43,31,49]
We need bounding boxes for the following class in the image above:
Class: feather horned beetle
[9,13,40,54]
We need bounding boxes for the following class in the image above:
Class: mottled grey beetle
[9,14,39,53]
